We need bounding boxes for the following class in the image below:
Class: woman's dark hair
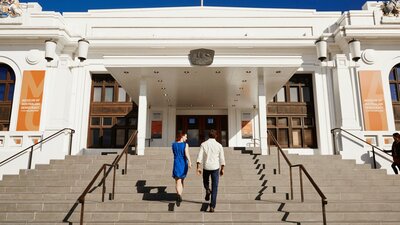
[209,129,217,138]
[176,132,186,141]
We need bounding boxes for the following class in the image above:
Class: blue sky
[25,0,369,13]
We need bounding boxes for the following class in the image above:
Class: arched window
[389,63,400,130]
[0,64,15,131]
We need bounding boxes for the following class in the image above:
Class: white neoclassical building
[0,1,400,177]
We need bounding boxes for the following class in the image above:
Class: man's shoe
[209,207,215,213]
[205,189,211,201]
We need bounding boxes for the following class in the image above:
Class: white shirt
[196,138,225,170]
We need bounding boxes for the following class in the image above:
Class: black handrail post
[28,146,33,169]
[299,166,304,202]
[124,150,128,175]
[80,199,85,225]
[278,150,281,174]
[112,165,116,200]
[372,146,377,169]
[322,199,327,225]
[102,166,106,202]
[68,130,74,156]
[289,166,293,200]
[332,130,337,155]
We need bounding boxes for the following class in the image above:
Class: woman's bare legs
[175,178,183,196]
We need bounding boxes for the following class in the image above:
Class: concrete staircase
[0,147,400,224]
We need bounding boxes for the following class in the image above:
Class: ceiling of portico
[106,66,298,109]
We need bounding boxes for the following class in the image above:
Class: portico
[104,55,302,155]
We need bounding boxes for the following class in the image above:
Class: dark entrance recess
[176,115,228,147]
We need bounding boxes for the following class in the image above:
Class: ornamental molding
[382,0,400,17]
[0,0,22,18]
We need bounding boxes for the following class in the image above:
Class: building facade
[0,1,399,177]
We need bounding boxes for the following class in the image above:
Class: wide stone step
[2,211,400,223]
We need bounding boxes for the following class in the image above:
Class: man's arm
[196,144,204,175]
[219,146,225,176]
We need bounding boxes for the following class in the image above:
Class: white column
[258,73,268,155]
[228,107,237,147]
[313,68,333,155]
[137,79,148,155]
[332,54,361,130]
[331,54,365,163]
[167,106,176,146]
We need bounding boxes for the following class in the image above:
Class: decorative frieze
[382,0,400,17]
[0,0,22,18]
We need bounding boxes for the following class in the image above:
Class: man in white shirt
[196,129,225,213]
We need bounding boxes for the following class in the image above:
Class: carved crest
[188,48,215,66]
[0,0,22,18]
[382,0,400,17]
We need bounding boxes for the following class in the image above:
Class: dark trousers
[203,169,219,208]
[392,162,400,174]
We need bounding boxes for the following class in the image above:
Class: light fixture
[158,80,163,83]
[246,70,251,74]
[123,71,129,74]
[215,71,221,74]
[161,87,166,90]
[184,71,190,74]
[153,70,159,74]
[239,87,244,90]
[211,104,214,107]
[236,94,240,96]
[164,93,168,97]
[242,80,247,83]
[45,39,57,62]
[348,39,361,62]
[315,37,361,62]
[315,39,327,62]
[275,70,281,74]
[78,39,90,62]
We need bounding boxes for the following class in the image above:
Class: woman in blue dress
[172,133,192,203]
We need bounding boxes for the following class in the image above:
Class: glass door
[176,115,228,147]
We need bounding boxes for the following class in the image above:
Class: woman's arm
[184,143,192,168]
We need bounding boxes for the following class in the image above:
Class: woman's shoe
[176,195,182,206]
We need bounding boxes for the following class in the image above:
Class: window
[88,74,138,148]
[104,87,114,102]
[93,87,102,102]
[389,64,400,130]
[0,64,15,131]
[118,87,127,102]
[289,87,299,102]
[276,87,286,102]
[268,74,317,148]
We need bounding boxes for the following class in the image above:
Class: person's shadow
[135,180,208,211]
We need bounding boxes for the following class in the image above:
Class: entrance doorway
[176,115,228,147]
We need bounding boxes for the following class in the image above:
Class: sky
[24,0,370,13]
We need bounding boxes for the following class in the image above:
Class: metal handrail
[331,128,392,169]
[78,130,138,225]
[0,128,75,168]
[267,130,327,225]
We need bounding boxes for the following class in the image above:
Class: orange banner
[151,121,162,139]
[241,120,253,139]
[359,71,388,131]
[16,71,45,131]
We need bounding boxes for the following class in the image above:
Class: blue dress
[172,142,188,179]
